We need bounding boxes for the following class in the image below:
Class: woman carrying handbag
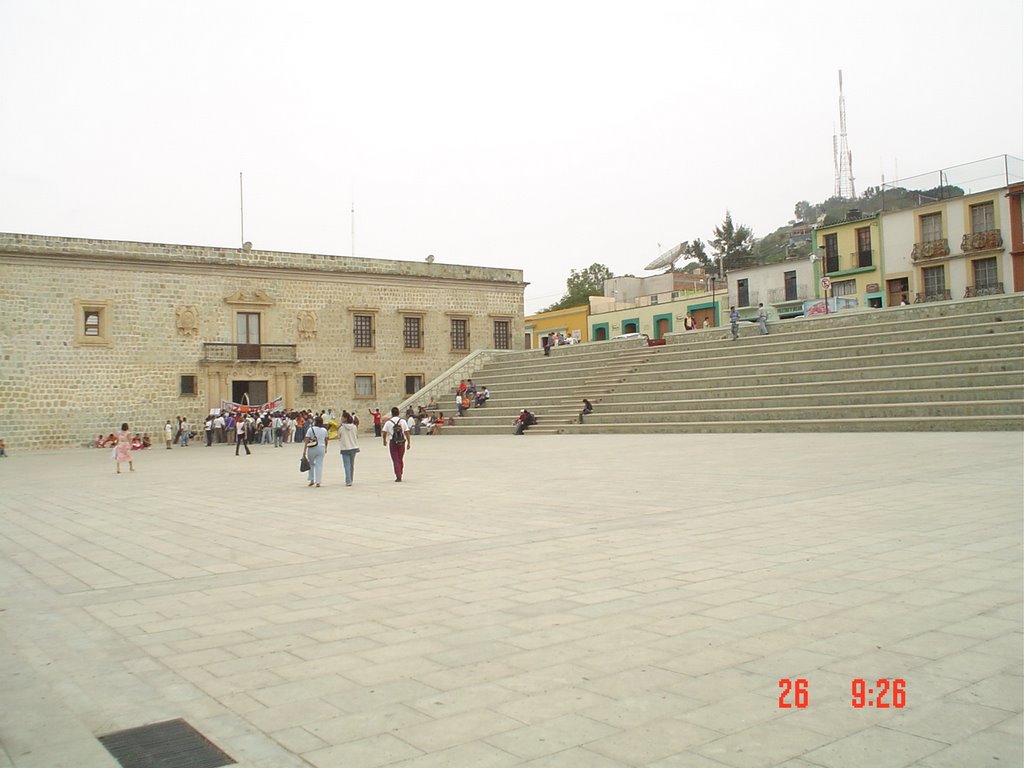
[304,415,328,487]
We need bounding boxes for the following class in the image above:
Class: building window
[832,279,857,297]
[921,212,942,242]
[493,319,511,350]
[784,271,797,301]
[970,202,995,233]
[236,312,261,359]
[856,227,872,267]
[405,375,424,396]
[301,374,316,394]
[403,316,423,350]
[923,265,946,296]
[451,318,468,351]
[737,279,750,307]
[972,257,998,289]
[824,233,839,273]
[353,315,374,348]
[180,375,197,396]
[74,299,112,346]
[354,375,375,398]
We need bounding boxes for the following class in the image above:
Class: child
[0,438,7,457]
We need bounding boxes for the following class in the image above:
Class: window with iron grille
[832,279,856,297]
[301,374,316,394]
[354,375,375,397]
[921,212,942,242]
[784,271,797,301]
[353,315,373,348]
[923,265,945,295]
[405,375,423,395]
[971,202,995,233]
[180,375,197,396]
[403,316,422,349]
[450,318,468,350]
[493,320,511,350]
[972,257,998,289]
[824,233,839,273]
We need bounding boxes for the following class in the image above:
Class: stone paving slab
[0,433,1021,767]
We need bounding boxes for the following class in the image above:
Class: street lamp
[710,276,717,327]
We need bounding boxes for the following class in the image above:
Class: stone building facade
[0,233,525,449]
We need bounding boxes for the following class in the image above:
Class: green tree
[685,238,710,268]
[544,263,614,311]
[710,211,754,276]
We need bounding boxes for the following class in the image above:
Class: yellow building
[813,212,886,308]
[524,305,589,349]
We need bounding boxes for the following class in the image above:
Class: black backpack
[391,418,406,445]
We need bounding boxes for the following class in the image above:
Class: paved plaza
[0,432,1021,768]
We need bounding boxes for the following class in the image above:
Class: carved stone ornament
[224,289,275,306]
[297,310,318,340]
[176,305,199,336]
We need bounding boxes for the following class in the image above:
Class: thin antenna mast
[350,198,355,257]
[239,172,245,247]
[834,70,856,199]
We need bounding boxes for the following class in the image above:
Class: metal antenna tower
[833,70,856,199]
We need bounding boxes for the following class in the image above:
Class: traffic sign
[820,276,832,291]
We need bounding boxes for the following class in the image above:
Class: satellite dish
[242,241,253,251]
[426,254,435,263]
[645,242,685,271]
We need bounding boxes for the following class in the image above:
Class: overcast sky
[2,1,1021,312]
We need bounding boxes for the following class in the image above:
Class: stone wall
[0,233,525,449]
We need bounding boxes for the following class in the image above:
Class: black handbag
[300,455,310,472]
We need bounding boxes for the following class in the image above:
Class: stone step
[477,331,1023,384]
[449,413,1024,435]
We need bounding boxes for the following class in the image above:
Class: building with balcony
[880,187,1013,304]
[726,257,816,319]
[812,212,886,308]
[0,233,524,449]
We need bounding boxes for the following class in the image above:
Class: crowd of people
[98,381,494,481]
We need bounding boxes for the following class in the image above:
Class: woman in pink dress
[114,422,134,474]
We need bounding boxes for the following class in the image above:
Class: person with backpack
[382,406,411,482]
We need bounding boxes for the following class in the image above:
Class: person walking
[382,406,411,482]
[369,408,383,438]
[179,417,190,446]
[304,415,328,487]
[337,411,360,486]
[234,414,251,455]
[757,302,769,336]
[114,422,134,474]
[272,412,284,447]
[204,415,213,446]
[730,306,740,341]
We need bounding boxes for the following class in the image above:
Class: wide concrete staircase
[444,294,1024,434]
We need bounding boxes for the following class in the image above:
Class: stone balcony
[200,342,298,363]
[911,238,950,262]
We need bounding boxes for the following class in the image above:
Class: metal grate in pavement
[98,718,235,768]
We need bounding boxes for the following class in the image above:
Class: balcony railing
[911,239,950,262]
[913,290,952,303]
[201,343,298,363]
[961,230,1003,253]
[855,249,873,268]
[964,283,1005,298]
